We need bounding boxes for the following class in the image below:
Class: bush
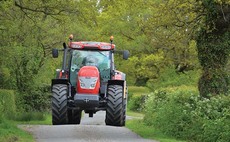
[16,85,51,112]
[190,96,230,142]
[128,86,149,111]
[144,87,230,142]
[0,89,16,118]
[128,94,146,112]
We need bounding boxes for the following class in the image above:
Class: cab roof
[69,41,115,50]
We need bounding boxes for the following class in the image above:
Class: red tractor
[51,35,129,126]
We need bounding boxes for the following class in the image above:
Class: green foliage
[3,45,44,91]
[15,113,52,125]
[128,95,146,112]
[128,86,150,95]
[129,53,165,86]
[0,0,202,95]
[147,67,201,89]
[191,96,230,142]
[0,0,100,113]
[126,119,186,142]
[197,31,230,97]
[196,0,230,97]
[144,88,230,142]
[128,86,149,111]
[0,89,16,118]
[12,112,46,122]
[16,86,50,112]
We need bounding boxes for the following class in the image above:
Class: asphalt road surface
[20,111,158,142]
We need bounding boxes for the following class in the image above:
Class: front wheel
[105,85,126,126]
[51,84,68,125]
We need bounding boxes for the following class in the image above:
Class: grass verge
[0,112,51,142]
[0,117,34,142]
[15,112,52,125]
[129,86,150,93]
[127,110,144,118]
[126,111,186,142]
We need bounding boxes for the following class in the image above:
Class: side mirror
[52,48,59,58]
[123,50,129,60]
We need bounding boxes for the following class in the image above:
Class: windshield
[70,50,111,87]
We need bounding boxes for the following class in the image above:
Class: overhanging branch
[15,1,65,16]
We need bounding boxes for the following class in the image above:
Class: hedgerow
[144,87,230,142]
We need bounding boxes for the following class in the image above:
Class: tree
[0,0,98,90]
[147,0,230,97]
[0,0,101,111]
[125,0,230,96]
[2,0,228,98]
[196,0,230,97]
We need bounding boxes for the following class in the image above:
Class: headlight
[90,79,97,89]
[80,83,85,88]
[79,79,86,88]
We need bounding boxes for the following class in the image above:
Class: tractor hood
[76,66,100,94]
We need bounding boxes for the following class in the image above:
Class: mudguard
[107,80,127,99]
[51,78,68,87]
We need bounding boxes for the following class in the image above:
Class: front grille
[79,77,98,89]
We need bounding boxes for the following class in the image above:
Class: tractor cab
[69,48,111,88]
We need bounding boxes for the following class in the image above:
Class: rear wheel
[68,109,82,124]
[51,84,68,125]
[105,85,126,126]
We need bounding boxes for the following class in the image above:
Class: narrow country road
[20,111,158,142]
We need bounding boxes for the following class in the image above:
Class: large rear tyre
[51,84,68,125]
[68,109,82,124]
[105,85,126,126]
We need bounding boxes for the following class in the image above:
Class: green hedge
[0,89,16,118]
[128,94,146,111]
[144,86,230,142]
[15,84,51,112]
[128,86,149,111]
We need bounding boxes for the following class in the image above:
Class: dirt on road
[20,111,158,142]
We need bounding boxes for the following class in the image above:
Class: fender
[107,80,127,99]
[51,78,69,87]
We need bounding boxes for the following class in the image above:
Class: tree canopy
[0,0,229,99]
